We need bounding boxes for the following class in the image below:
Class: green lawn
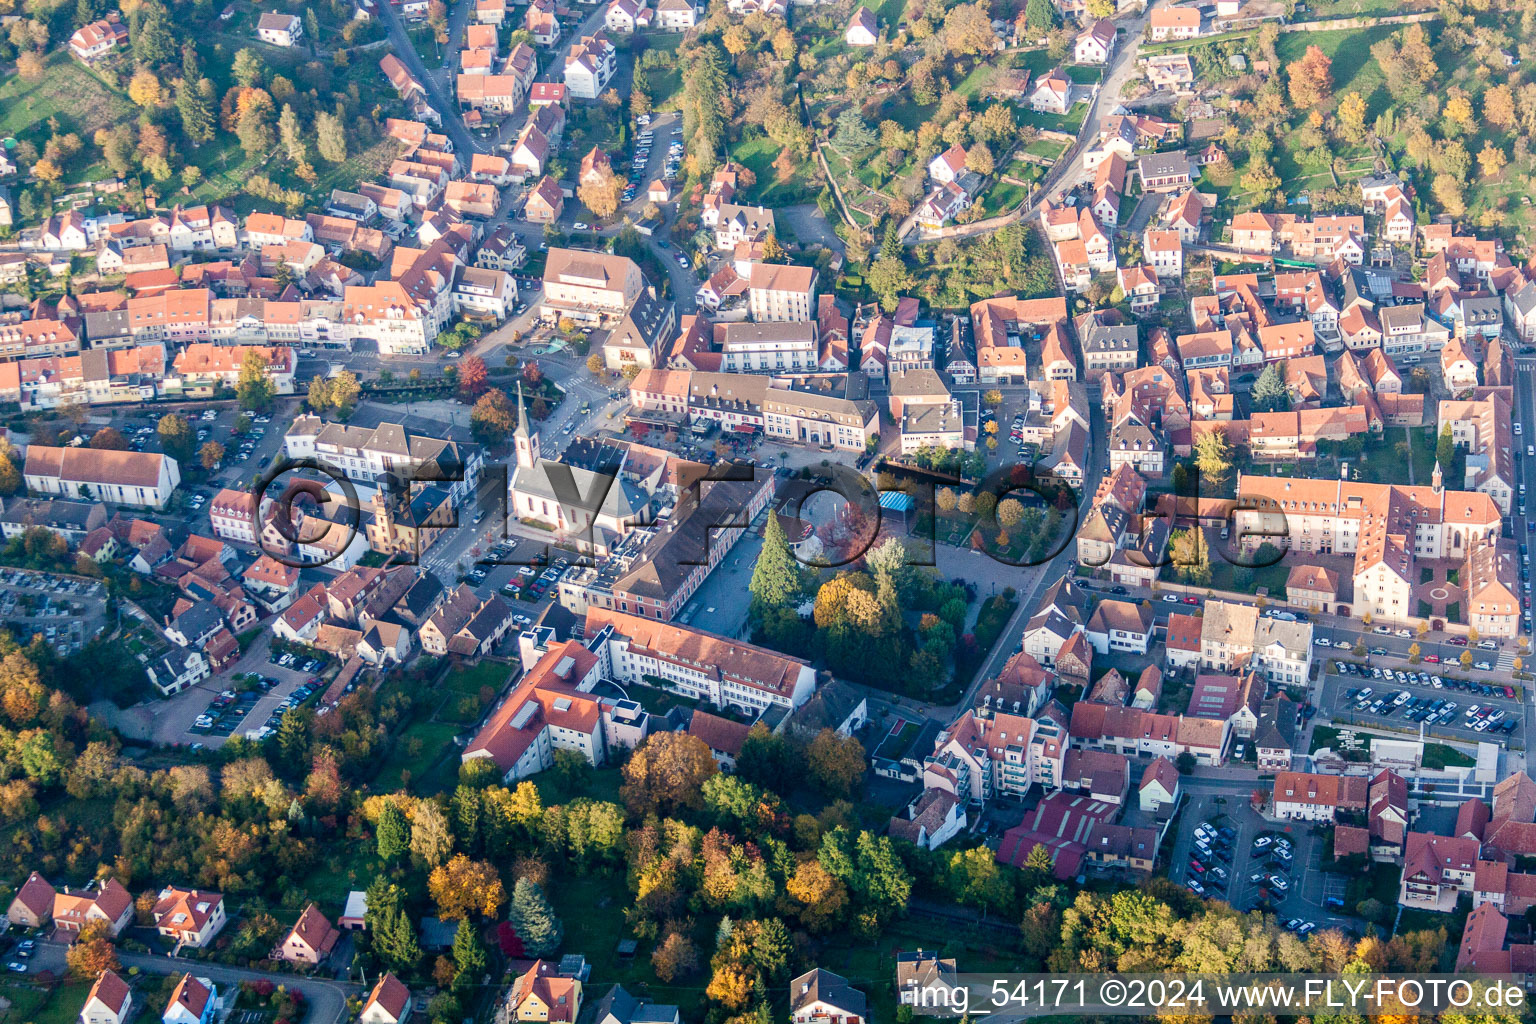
[1423,742,1476,769]
[22,980,92,1024]
[976,178,1030,216]
[373,720,461,792]
[444,660,515,697]
[1274,26,1397,119]
[0,981,54,1024]
[730,136,818,205]
[0,53,134,157]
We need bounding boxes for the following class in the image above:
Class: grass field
[1274,25,1397,119]
[731,136,819,205]
[0,53,134,159]
[374,719,460,792]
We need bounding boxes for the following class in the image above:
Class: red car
[1424,655,1440,663]
[1448,637,1468,646]
[1183,596,1199,605]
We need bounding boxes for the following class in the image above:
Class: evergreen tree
[451,918,486,989]
[372,904,422,972]
[1251,362,1289,412]
[377,801,409,861]
[681,44,726,172]
[181,41,201,83]
[134,2,176,65]
[177,79,217,144]
[1436,424,1456,474]
[507,878,562,957]
[749,513,800,612]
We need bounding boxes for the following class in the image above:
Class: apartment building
[748,263,817,322]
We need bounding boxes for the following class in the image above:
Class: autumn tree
[806,729,866,799]
[1193,426,1233,490]
[158,413,196,464]
[471,390,516,445]
[1478,141,1507,178]
[89,427,128,450]
[577,170,625,221]
[429,854,505,920]
[411,800,454,867]
[785,859,848,931]
[65,920,119,977]
[620,731,718,815]
[127,68,164,108]
[652,931,700,981]
[316,110,347,162]
[199,441,225,471]
[458,355,489,399]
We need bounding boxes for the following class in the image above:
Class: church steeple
[1432,458,1444,494]
[514,382,541,471]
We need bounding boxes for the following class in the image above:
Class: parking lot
[1319,657,1524,745]
[188,647,331,743]
[0,569,107,657]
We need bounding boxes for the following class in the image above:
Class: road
[30,945,357,1024]
[377,0,480,156]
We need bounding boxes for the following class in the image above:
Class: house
[152,887,227,948]
[1085,600,1153,655]
[1149,5,1199,38]
[163,976,218,1024]
[886,789,966,850]
[256,10,303,45]
[1117,264,1161,313]
[564,34,617,99]
[605,0,651,32]
[687,710,752,772]
[1271,771,1367,821]
[7,871,55,928]
[278,903,340,965]
[1138,151,1195,192]
[896,951,958,1008]
[845,5,878,44]
[1030,69,1073,114]
[1074,19,1115,63]
[505,960,583,1023]
[69,15,127,60]
[81,971,132,1024]
[53,879,133,937]
[524,177,565,224]
[1139,757,1180,814]
[790,970,867,1024]
[928,144,968,185]
[360,975,413,1024]
[1253,695,1297,771]
[653,0,696,26]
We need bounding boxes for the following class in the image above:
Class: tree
[834,109,877,151]
[471,390,516,445]
[372,903,422,972]
[997,498,1024,529]
[507,878,562,957]
[1252,362,1289,412]
[1408,642,1421,664]
[178,78,218,144]
[199,441,225,471]
[1432,174,1466,218]
[750,513,801,612]
[1286,45,1333,107]
[329,370,361,415]
[1241,156,1282,207]
[236,349,276,410]
[15,51,43,79]
[89,427,128,450]
[450,918,486,990]
[1170,528,1211,586]
[129,69,164,108]
[651,932,699,982]
[1337,92,1368,142]
[377,800,409,860]
[806,729,866,799]
[1436,423,1456,473]
[577,170,625,221]
[1443,94,1475,132]
[1193,427,1233,491]
[942,1,997,53]
[1023,0,1057,32]
[411,800,454,867]
[306,374,332,413]
[1478,141,1507,178]
[134,1,176,64]
[867,255,913,312]
[65,920,119,977]
[1460,650,1474,670]
[429,854,505,920]
[458,355,489,399]
[236,90,277,159]
[965,142,994,176]
[158,413,196,464]
[0,453,18,497]
[621,731,717,815]
[278,104,306,164]
[315,110,347,163]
